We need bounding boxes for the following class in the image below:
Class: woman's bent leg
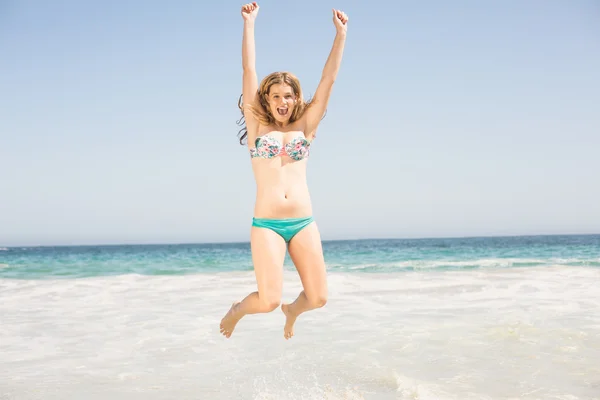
[219,226,287,338]
[281,222,327,339]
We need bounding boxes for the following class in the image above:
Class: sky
[1,0,599,246]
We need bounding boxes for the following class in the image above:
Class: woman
[220,2,348,340]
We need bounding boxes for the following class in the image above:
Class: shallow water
[2,266,599,399]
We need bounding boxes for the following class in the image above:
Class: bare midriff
[251,159,313,219]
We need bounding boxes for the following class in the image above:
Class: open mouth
[277,107,288,116]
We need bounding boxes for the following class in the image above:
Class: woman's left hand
[332,9,348,34]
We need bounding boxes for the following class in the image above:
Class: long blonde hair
[237,71,313,145]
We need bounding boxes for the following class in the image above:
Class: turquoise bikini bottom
[252,216,314,243]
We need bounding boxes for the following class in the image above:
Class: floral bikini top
[249,135,311,161]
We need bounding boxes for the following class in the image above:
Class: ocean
[1,234,599,399]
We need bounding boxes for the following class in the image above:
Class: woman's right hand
[241,2,259,22]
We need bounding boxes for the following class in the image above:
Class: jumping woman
[220,2,348,340]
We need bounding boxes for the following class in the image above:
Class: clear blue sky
[1,0,599,246]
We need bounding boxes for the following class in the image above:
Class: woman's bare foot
[220,302,243,338]
[281,304,298,340]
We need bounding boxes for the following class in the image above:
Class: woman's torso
[247,120,313,219]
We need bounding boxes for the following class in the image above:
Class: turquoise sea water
[1,234,599,279]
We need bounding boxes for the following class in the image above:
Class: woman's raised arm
[241,2,260,122]
[304,9,348,138]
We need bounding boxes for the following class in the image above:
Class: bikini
[249,134,314,243]
[249,134,311,160]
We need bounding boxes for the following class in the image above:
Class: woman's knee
[307,292,327,309]
[259,293,281,312]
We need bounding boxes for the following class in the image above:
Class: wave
[329,257,600,272]
[1,256,599,280]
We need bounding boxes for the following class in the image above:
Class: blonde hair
[237,71,313,145]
